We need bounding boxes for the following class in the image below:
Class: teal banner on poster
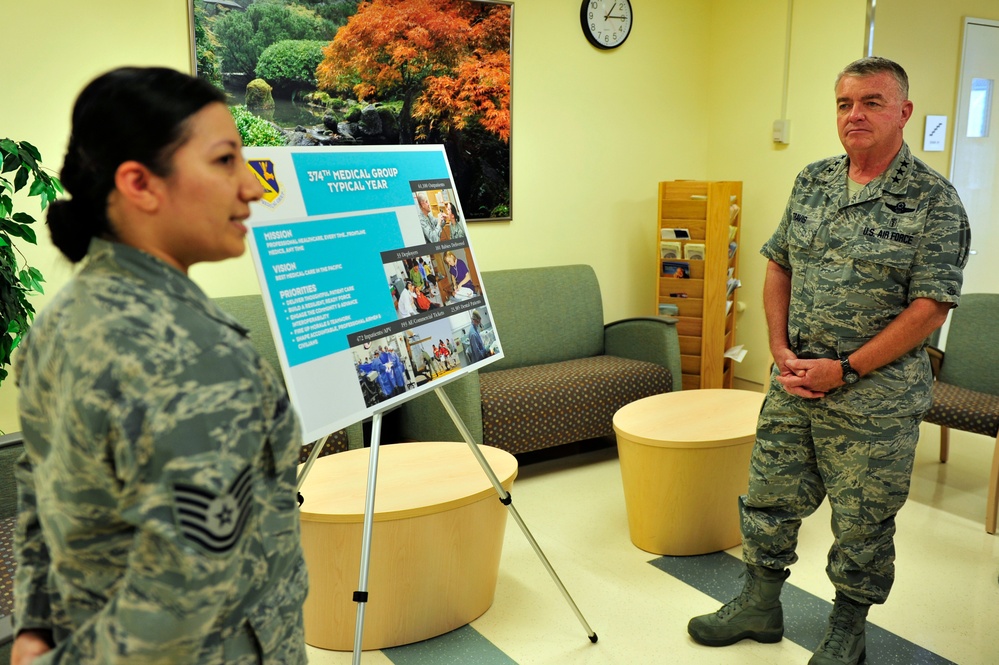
[242,145,503,443]
[253,211,402,366]
[290,150,450,216]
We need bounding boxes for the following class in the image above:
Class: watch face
[841,358,859,384]
[580,0,633,50]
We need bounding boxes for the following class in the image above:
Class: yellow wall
[0,0,930,434]
[1,0,195,431]
[706,0,869,385]
[465,0,713,313]
[875,0,999,176]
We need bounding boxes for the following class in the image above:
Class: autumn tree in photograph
[316,0,511,147]
[195,0,512,219]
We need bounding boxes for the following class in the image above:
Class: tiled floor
[306,421,999,664]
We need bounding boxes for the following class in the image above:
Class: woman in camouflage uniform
[12,67,308,664]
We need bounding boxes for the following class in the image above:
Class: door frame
[950,16,999,179]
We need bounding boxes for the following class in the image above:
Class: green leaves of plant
[0,137,59,387]
[18,267,44,294]
[13,166,28,192]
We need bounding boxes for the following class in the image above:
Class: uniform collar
[818,141,915,207]
[83,238,249,335]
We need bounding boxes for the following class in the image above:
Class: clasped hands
[773,349,845,398]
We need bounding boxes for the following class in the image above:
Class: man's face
[835,72,913,156]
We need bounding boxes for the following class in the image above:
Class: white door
[951,18,999,296]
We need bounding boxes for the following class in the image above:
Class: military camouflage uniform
[14,239,308,663]
[747,142,970,604]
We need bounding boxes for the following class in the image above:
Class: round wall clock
[580,0,633,50]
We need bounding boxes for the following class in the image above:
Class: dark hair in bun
[49,67,226,262]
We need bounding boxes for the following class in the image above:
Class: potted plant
[0,138,62,386]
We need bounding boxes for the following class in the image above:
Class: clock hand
[607,14,627,20]
[604,2,617,21]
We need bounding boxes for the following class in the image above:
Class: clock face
[580,0,633,50]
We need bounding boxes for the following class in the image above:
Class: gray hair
[835,56,909,100]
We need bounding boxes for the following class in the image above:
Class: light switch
[772,119,791,144]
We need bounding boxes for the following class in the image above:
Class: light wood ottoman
[613,389,764,556]
[298,441,517,651]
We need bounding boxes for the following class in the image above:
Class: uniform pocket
[842,210,922,271]
[788,215,819,252]
[859,421,918,523]
[246,559,308,663]
[835,336,870,357]
[844,231,918,270]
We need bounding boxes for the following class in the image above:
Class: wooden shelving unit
[656,180,742,390]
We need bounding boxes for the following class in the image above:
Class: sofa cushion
[0,515,13,618]
[480,355,672,454]
[481,265,605,372]
[298,428,350,463]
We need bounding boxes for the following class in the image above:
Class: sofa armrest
[604,316,682,391]
[393,372,484,444]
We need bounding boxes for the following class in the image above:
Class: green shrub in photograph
[230,105,286,147]
[256,40,326,94]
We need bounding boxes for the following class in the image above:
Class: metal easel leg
[296,418,381,662]
[296,433,332,492]
[349,411,383,664]
[434,387,598,643]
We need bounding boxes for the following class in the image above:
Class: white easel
[295,388,598,663]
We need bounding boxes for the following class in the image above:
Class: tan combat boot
[687,565,789,647]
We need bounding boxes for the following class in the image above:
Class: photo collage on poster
[346,179,499,407]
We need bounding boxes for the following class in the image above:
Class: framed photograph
[189,0,512,222]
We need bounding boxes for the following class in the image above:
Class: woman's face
[150,102,263,272]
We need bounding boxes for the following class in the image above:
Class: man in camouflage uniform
[688,57,970,664]
[15,238,308,664]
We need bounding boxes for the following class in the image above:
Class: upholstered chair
[924,293,999,534]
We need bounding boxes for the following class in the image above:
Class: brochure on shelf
[660,241,681,259]
[684,243,705,260]
[661,260,691,278]
[660,228,690,240]
[658,303,679,316]
[724,345,748,362]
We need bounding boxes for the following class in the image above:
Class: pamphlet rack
[656,180,742,389]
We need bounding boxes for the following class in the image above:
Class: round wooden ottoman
[613,389,764,556]
[298,441,517,651]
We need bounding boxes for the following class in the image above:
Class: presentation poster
[242,145,503,443]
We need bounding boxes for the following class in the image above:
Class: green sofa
[392,264,681,454]
[0,432,21,659]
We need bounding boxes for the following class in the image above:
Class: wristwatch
[840,356,860,385]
